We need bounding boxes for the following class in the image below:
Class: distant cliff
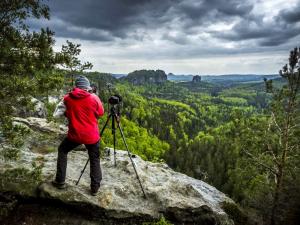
[123,70,167,85]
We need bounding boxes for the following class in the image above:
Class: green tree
[239,48,300,225]
[0,0,65,139]
[266,48,300,225]
[60,40,93,86]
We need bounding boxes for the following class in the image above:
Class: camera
[108,94,122,105]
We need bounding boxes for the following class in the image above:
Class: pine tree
[60,40,93,86]
[0,0,64,138]
[266,48,300,225]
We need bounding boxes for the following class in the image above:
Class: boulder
[0,117,239,225]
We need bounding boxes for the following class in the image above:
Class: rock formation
[124,70,167,85]
[192,75,202,83]
[0,117,241,225]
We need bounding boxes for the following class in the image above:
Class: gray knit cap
[75,75,91,90]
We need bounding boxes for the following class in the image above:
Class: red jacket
[64,88,104,144]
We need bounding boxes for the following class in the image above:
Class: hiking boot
[91,190,98,196]
[91,186,99,196]
[52,180,66,189]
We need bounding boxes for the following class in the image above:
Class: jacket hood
[69,87,91,99]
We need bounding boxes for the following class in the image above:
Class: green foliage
[219,96,248,106]
[152,98,196,115]
[31,161,43,182]
[0,75,35,122]
[0,166,43,190]
[45,101,56,121]
[221,202,248,225]
[2,123,30,148]
[0,0,73,150]
[0,0,62,134]
[61,40,93,72]
[35,70,65,98]
[143,217,173,225]
[1,147,20,161]
[85,72,117,101]
[99,116,169,162]
[60,40,93,87]
[0,122,30,161]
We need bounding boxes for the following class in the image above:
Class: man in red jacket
[52,75,104,196]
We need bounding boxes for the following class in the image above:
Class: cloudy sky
[32,0,300,75]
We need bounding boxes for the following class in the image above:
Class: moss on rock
[0,166,43,196]
[221,201,248,225]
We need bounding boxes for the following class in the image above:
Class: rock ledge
[0,117,237,224]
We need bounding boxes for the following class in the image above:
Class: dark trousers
[55,138,102,190]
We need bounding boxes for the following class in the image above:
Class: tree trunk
[270,171,282,225]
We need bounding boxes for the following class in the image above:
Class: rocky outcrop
[192,75,202,83]
[13,117,67,135]
[124,70,167,85]
[15,97,47,118]
[0,117,240,225]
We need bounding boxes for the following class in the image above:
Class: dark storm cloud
[279,2,300,23]
[215,18,274,41]
[42,0,255,41]
[29,17,114,41]
[46,0,178,39]
[215,1,300,47]
[177,0,252,22]
[31,0,300,50]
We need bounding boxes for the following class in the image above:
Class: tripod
[76,104,147,199]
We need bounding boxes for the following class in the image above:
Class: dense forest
[85,69,299,225]
[0,1,299,225]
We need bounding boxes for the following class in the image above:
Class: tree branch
[242,149,277,175]
[271,112,282,134]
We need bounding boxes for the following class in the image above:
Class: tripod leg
[113,127,117,167]
[76,158,90,185]
[112,114,117,167]
[116,118,147,199]
[76,114,111,186]
[100,113,112,136]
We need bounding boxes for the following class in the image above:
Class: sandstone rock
[15,97,47,118]
[13,117,67,135]
[124,70,168,85]
[0,117,239,225]
[31,97,47,118]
